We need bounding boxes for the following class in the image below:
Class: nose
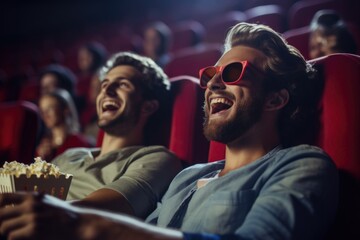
[104,81,118,96]
[207,73,225,91]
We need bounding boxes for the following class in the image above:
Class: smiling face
[96,65,145,135]
[203,45,268,144]
[39,95,66,129]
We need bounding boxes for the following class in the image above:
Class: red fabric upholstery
[18,80,40,103]
[165,44,223,78]
[54,133,93,157]
[0,101,40,165]
[208,54,360,178]
[288,0,339,29]
[283,26,311,60]
[312,53,360,179]
[169,76,209,165]
[203,11,247,43]
[95,76,209,165]
[170,21,205,52]
[245,5,286,33]
[243,0,293,11]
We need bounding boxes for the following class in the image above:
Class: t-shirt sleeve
[104,147,182,218]
[232,147,339,239]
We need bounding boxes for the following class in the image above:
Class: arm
[71,188,135,216]
[96,148,181,218]
[0,193,183,240]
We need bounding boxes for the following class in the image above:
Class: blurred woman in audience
[142,21,172,68]
[76,42,107,116]
[39,64,85,113]
[77,42,107,77]
[36,89,92,161]
[40,64,76,97]
[309,9,358,59]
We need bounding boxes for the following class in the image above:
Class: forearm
[72,188,135,216]
[76,209,183,240]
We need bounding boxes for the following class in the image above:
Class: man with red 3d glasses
[0,22,338,240]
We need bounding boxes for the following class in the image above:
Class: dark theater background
[0,1,359,239]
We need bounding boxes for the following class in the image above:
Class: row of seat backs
[4,53,359,172]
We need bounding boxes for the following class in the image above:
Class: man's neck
[97,132,144,159]
[220,126,281,176]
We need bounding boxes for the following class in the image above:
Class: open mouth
[210,97,233,114]
[102,100,120,113]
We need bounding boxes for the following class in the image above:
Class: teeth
[210,98,232,106]
[102,101,120,109]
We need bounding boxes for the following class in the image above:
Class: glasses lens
[222,62,243,83]
[200,67,216,87]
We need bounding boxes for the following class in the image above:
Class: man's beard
[203,95,264,144]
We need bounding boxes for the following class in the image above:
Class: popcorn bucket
[0,173,72,200]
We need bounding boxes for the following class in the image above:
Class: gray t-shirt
[53,145,181,218]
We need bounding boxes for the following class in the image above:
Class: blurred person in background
[77,42,107,78]
[36,89,92,160]
[77,42,107,97]
[40,64,77,97]
[142,21,172,68]
[39,64,84,113]
[77,42,108,134]
[309,9,358,59]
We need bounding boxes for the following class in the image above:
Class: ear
[264,89,289,111]
[141,100,159,116]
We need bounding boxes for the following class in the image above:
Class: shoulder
[122,145,182,169]
[275,144,333,165]
[269,144,338,179]
[129,145,178,160]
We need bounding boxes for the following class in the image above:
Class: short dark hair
[82,42,108,72]
[225,22,322,146]
[99,51,171,145]
[40,64,77,96]
[145,21,172,55]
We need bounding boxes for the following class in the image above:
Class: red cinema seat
[243,0,293,11]
[0,101,40,165]
[283,26,311,60]
[96,76,209,165]
[204,11,247,44]
[165,44,223,78]
[288,0,340,29]
[310,54,360,179]
[171,20,206,52]
[245,5,286,33]
[168,76,209,165]
[18,80,40,103]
